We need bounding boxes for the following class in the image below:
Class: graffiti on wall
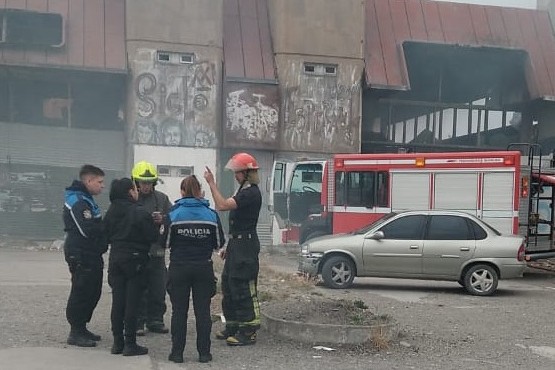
[282,73,361,153]
[132,53,219,148]
[224,83,279,149]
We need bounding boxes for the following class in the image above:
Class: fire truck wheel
[321,255,355,289]
[462,264,498,296]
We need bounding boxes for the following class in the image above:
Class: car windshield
[353,212,398,234]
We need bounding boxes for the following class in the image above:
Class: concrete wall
[126,0,223,47]
[125,0,224,172]
[268,0,364,59]
[277,56,364,153]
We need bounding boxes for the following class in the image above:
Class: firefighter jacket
[63,180,107,265]
[104,199,160,261]
[137,189,172,257]
[164,197,225,264]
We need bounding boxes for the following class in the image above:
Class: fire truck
[269,147,555,260]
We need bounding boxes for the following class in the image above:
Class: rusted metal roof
[0,0,126,73]
[365,0,555,99]
[223,0,276,81]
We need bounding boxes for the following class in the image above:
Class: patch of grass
[370,326,391,351]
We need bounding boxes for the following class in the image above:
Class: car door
[362,214,427,275]
[422,215,476,277]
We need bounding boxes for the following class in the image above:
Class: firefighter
[63,164,107,347]
[165,175,225,363]
[131,161,172,335]
[204,152,262,346]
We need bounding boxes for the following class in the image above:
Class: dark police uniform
[136,189,172,331]
[63,180,107,333]
[165,197,225,359]
[222,182,262,338]
[104,197,159,349]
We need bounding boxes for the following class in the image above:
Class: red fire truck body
[271,151,522,245]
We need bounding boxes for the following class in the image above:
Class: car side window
[379,215,427,240]
[426,215,473,240]
[468,219,487,240]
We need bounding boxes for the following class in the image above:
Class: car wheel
[462,264,498,296]
[321,255,355,289]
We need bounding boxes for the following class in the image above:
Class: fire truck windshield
[290,163,323,193]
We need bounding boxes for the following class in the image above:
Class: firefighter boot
[110,335,124,355]
[67,328,96,347]
[122,335,148,356]
[226,330,257,346]
[215,326,236,340]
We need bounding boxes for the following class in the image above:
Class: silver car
[299,211,526,296]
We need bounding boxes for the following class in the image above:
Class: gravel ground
[1,246,555,369]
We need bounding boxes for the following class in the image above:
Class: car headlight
[301,244,309,254]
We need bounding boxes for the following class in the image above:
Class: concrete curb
[261,311,399,345]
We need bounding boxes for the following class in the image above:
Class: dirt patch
[263,296,390,327]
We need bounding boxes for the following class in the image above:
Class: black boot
[110,335,124,355]
[67,328,96,347]
[122,335,148,356]
[82,327,101,341]
[168,351,184,363]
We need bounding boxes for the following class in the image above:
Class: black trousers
[137,256,167,327]
[108,256,148,337]
[221,237,261,331]
[167,261,216,356]
[66,260,103,329]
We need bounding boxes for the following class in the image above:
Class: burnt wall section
[224,82,279,149]
[129,48,221,148]
[277,57,363,153]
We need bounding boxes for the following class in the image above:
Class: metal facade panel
[364,0,555,98]
[375,0,404,87]
[256,0,275,79]
[223,0,275,80]
[24,0,48,65]
[223,0,245,77]
[46,0,70,66]
[104,0,126,70]
[437,2,476,45]
[434,173,478,211]
[240,0,264,79]
[482,172,514,211]
[365,0,388,87]
[0,0,125,72]
[405,0,427,40]
[83,0,105,68]
[391,172,429,210]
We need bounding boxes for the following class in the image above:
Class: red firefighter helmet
[225,152,259,172]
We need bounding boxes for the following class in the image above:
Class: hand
[204,166,215,185]
[218,248,227,260]
[152,212,163,224]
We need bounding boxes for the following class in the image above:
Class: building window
[179,53,194,64]
[303,62,338,76]
[0,9,64,47]
[157,51,195,65]
[157,52,170,62]
[156,165,194,177]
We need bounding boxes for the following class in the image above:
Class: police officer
[204,152,262,346]
[104,178,159,356]
[165,175,225,363]
[63,164,107,347]
[131,161,172,335]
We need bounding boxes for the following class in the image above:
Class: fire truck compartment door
[481,172,515,234]
[434,173,478,212]
[391,173,430,211]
